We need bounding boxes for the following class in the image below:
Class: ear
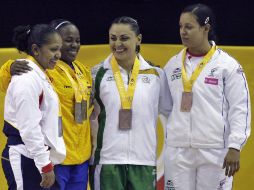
[31,44,40,56]
[136,34,142,45]
[204,24,211,33]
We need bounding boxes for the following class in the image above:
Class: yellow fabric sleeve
[0,60,13,93]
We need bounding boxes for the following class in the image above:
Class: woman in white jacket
[91,16,170,190]
[164,4,251,190]
[1,24,66,190]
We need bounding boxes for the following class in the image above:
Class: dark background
[0,0,253,47]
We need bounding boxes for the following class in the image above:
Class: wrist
[42,162,54,173]
[229,147,240,152]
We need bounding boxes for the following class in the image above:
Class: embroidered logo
[106,76,114,81]
[165,180,175,190]
[208,67,218,77]
[217,178,226,190]
[171,67,182,81]
[142,76,151,83]
[205,77,218,85]
[76,72,84,79]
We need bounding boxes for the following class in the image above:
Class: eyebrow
[109,34,129,36]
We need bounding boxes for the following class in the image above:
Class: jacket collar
[103,53,154,71]
[177,41,218,62]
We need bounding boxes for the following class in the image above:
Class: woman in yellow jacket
[0,19,93,190]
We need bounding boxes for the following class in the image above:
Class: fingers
[12,68,30,75]
[40,171,55,188]
[228,162,235,177]
[14,64,32,74]
[224,161,229,176]
[236,162,240,172]
[40,178,54,188]
[231,162,240,176]
[10,61,32,76]
[223,161,240,177]
[222,159,226,169]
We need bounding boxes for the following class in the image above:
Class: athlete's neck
[188,41,212,56]
[117,57,135,73]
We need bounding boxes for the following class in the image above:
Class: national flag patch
[204,77,218,85]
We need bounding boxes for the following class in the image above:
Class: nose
[114,39,123,47]
[180,27,186,36]
[70,41,79,48]
[56,50,61,59]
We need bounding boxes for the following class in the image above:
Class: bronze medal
[119,109,132,130]
[81,100,87,120]
[75,102,83,124]
[180,92,193,112]
[58,116,63,137]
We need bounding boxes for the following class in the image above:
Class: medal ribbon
[181,45,217,92]
[57,61,90,103]
[57,61,92,120]
[111,56,140,109]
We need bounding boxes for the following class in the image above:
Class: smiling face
[33,32,62,70]
[57,24,80,64]
[109,23,141,62]
[179,12,208,50]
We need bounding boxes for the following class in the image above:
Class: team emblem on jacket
[205,67,219,85]
[76,72,84,79]
[171,67,182,81]
[165,180,175,190]
[208,67,218,77]
[106,76,114,81]
[218,178,226,190]
[142,76,151,83]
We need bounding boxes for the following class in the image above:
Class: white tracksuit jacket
[164,47,251,150]
[4,59,66,172]
[92,54,170,166]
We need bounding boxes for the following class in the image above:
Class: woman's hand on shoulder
[10,60,32,76]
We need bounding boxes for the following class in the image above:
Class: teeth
[115,49,124,53]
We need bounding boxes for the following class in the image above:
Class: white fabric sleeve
[12,74,51,173]
[157,68,173,118]
[91,62,103,102]
[224,63,251,150]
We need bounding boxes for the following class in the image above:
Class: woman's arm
[0,59,32,92]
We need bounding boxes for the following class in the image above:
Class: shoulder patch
[139,69,159,77]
